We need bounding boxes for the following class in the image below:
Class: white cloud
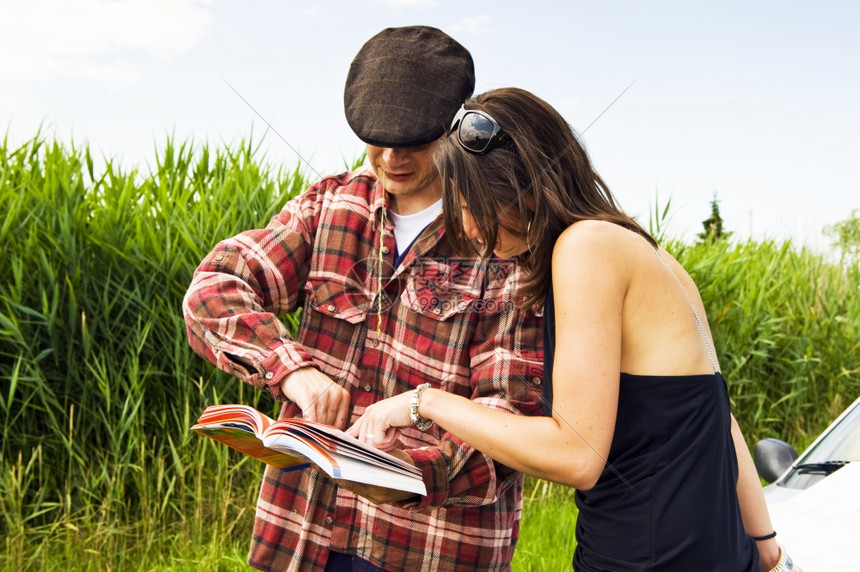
[0,0,213,87]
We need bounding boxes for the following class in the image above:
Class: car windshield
[781,398,860,489]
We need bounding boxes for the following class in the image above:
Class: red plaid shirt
[183,168,544,571]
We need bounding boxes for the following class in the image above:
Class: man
[183,26,543,571]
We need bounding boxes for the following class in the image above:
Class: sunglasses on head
[448,105,511,154]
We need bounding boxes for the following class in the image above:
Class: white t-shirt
[389,198,443,255]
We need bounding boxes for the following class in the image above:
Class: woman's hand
[347,391,414,450]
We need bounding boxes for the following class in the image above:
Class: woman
[348,88,796,571]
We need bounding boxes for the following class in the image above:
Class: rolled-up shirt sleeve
[182,187,322,401]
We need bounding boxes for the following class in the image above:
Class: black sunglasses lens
[459,113,497,152]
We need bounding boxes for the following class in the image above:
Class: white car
[754,395,860,571]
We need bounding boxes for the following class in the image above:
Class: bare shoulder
[553,220,640,266]
[549,221,646,303]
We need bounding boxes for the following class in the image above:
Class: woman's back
[607,223,719,377]
[546,221,759,570]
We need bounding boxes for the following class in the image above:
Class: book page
[267,419,422,476]
[192,404,426,495]
[192,404,308,469]
[191,422,310,470]
[263,431,426,495]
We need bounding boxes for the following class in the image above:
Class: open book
[191,404,426,496]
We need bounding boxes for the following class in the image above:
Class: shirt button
[327,304,337,312]
[381,246,390,254]
[325,516,334,525]
[265,372,274,380]
[371,339,379,347]
[432,307,441,315]
[364,384,372,392]
[532,376,541,385]
[214,254,224,261]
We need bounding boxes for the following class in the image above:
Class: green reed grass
[1,134,858,570]
[513,478,579,570]
[0,134,307,570]
[670,238,860,446]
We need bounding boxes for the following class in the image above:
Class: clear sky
[2,0,858,251]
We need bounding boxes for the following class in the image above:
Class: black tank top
[542,280,760,571]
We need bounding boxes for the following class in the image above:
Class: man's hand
[280,367,350,429]
[334,449,421,504]
[334,480,418,504]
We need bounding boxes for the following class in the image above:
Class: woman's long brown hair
[439,87,656,309]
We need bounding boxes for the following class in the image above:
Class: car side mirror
[754,438,799,483]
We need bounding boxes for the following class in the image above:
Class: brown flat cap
[344,26,475,148]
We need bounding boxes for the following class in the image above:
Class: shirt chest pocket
[305,274,369,324]
[400,258,483,321]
